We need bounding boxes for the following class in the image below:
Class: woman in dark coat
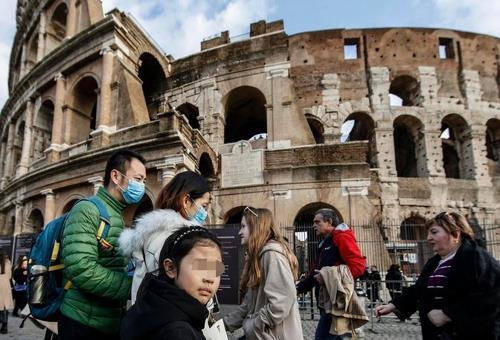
[385,264,403,300]
[376,212,500,340]
[12,255,28,316]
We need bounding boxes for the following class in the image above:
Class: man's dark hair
[315,208,341,226]
[103,149,146,187]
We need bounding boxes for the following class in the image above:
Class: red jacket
[332,228,365,279]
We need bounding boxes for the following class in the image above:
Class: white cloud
[0,1,16,110]
[432,0,500,36]
[103,0,277,58]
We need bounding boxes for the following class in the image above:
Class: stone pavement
[7,310,422,339]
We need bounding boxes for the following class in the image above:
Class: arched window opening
[26,35,39,71]
[46,3,68,53]
[27,209,44,232]
[62,199,79,214]
[342,112,376,167]
[393,115,425,178]
[389,75,420,107]
[176,103,200,130]
[70,76,98,144]
[33,100,54,160]
[486,119,500,177]
[306,114,324,144]
[399,215,430,273]
[13,121,25,173]
[138,53,166,121]
[293,203,342,276]
[224,86,267,144]
[441,114,473,179]
[199,153,215,182]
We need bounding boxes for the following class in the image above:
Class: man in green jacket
[59,149,147,339]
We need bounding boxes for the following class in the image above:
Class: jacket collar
[96,186,126,212]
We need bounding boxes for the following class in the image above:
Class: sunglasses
[244,206,258,218]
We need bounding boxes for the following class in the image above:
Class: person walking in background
[119,170,211,304]
[224,207,304,340]
[385,264,403,300]
[12,255,28,317]
[59,149,147,339]
[367,265,381,303]
[376,212,500,339]
[296,208,365,340]
[0,251,13,334]
[121,226,224,339]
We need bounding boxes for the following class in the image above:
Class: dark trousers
[315,308,343,340]
[58,314,120,340]
[13,290,27,315]
[0,308,8,333]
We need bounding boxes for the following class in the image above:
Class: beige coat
[0,259,14,310]
[224,241,303,340]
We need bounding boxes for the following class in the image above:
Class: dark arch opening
[27,209,44,232]
[33,100,54,159]
[177,103,200,130]
[306,115,324,144]
[199,153,215,181]
[343,112,376,167]
[71,76,98,143]
[389,75,420,107]
[138,53,166,120]
[224,86,267,144]
[399,215,430,273]
[62,199,79,214]
[393,115,424,177]
[49,3,68,43]
[441,114,472,179]
[486,118,500,177]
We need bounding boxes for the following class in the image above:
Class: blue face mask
[119,172,145,205]
[191,200,208,225]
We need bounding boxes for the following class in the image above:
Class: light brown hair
[242,207,299,288]
[425,212,475,240]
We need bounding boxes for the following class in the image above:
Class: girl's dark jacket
[392,239,500,340]
[121,273,208,340]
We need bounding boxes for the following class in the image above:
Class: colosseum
[0,0,499,277]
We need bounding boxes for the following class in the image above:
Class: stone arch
[26,33,39,71]
[486,118,500,160]
[199,152,216,182]
[32,99,54,160]
[26,209,44,232]
[46,2,68,53]
[61,194,84,214]
[176,103,200,130]
[223,86,267,144]
[441,114,474,179]
[305,114,324,144]
[12,118,25,174]
[67,75,99,144]
[293,202,343,275]
[393,115,426,177]
[399,214,430,273]
[389,75,420,107]
[342,112,376,167]
[138,52,166,120]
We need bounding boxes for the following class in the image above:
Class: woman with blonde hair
[0,251,13,334]
[376,212,500,339]
[224,207,303,340]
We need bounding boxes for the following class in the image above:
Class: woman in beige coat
[224,207,303,340]
[0,251,14,334]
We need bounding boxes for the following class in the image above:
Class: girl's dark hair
[155,171,210,219]
[158,226,221,283]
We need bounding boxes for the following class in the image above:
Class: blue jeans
[315,308,343,340]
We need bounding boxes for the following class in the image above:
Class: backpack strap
[84,196,113,251]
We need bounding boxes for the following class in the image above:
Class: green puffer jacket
[60,187,132,333]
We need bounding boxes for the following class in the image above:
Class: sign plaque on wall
[221,141,264,188]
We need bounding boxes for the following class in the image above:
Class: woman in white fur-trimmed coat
[118,171,211,304]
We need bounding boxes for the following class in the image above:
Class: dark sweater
[121,273,208,340]
[391,239,500,340]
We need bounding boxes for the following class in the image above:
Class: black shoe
[0,327,7,334]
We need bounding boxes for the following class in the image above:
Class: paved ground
[6,309,422,339]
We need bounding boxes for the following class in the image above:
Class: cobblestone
[8,309,422,339]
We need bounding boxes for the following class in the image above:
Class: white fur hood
[118,209,198,257]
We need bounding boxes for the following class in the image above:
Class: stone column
[14,202,24,236]
[0,212,5,234]
[156,154,195,186]
[418,66,439,108]
[19,43,27,78]
[36,12,46,62]
[369,67,391,112]
[3,123,16,180]
[94,47,115,139]
[41,189,56,222]
[461,70,482,111]
[18,99,35,176]
[87,176,104,194]
[0,141,6,180]
[66,0,77,38]
[48,73,66,156]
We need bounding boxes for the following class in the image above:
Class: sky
[0,0,499,109]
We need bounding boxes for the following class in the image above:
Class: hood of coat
[118,209,199,257]
[122,273,208,338]
[259,240,287,257]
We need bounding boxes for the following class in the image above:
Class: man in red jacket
[297,208,365,340]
